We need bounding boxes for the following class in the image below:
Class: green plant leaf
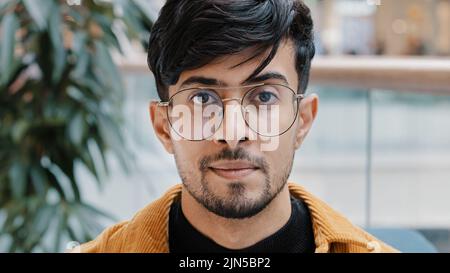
[11,119,29,143]
[53,204,67,252]
[22,0,53,30]
[26,203,55,249]
[87,138,108,183]
[98,113,130,173]
[79,202,116,221]
[1,0,153,252]
[0,1,12,12]
[92,12,123,54]
[53,153,81,202]
[68,112,85,146]
[46,167,67,201]
[132,0,157,22]
[30,166,47,197]
[72,30,88,54]
[48,4,66,84]
[70,202,104,241]
[121,4,147,40]
[8,162,28,198]
[0,12,19,86]
[71,50,89,79]
[93,40,123,95]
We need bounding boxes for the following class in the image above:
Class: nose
[212,100,249,149]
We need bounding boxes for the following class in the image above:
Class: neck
[181,184,292,249]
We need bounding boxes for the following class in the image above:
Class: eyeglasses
[157,83,304,141]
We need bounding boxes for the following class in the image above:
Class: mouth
[208,160,260,180]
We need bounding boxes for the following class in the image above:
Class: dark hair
[147,0,315,101]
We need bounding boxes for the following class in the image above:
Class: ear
[294,93,319,150]
[149,101,174,154]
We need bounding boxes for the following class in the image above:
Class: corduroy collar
[122,182,393,253]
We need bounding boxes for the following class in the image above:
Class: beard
[175,146,294,219]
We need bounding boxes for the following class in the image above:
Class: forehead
[170,39,298,94]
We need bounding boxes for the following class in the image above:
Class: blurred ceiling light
[366,0,381,6]
[338,1,377,16]
[66,0,81,6]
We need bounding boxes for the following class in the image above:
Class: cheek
[287,120,302,148]
[263,133,296,169]
[173,140,205,169]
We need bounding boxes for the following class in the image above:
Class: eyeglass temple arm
[295,94,304,100]
[155,100,169,107]
[155,93,304,106]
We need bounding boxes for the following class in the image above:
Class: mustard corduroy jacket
[79,183,398,253]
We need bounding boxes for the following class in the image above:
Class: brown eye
[258,91,274,103]
[189,90,219,105]
[193,93,210,104]
[250,88,279,105]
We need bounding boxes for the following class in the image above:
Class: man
[80,0,397,253]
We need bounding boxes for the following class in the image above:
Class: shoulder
[78,220,130,253]
[78,184,183,253]
[288,182,399,253]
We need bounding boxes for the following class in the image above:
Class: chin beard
[184,174,288,219]
[177,146,294,219]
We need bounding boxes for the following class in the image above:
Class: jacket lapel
[127,183,384,253]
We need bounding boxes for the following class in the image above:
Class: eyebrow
[179,71,289,89]
[244,72,289,86]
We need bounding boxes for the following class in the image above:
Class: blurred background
[0,0,449,253]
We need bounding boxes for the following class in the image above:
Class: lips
[208,160,259,180]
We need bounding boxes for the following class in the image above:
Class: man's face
[151,39,318,219]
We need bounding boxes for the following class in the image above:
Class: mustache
[199,147,268,174]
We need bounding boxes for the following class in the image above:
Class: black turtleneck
[169,195,315,253]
